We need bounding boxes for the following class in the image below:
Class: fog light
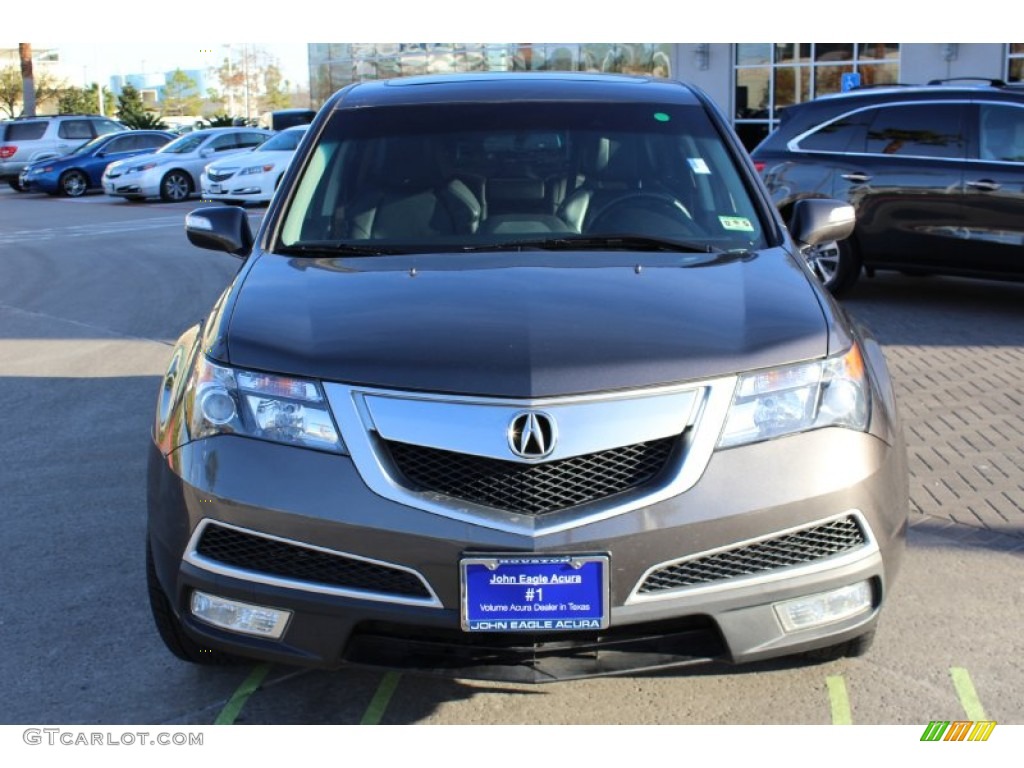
[190,591,291,639]
[773,581,872,633]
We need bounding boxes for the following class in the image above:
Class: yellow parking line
[827,675,853,725]
[215,664,272,725]
[950,667,988,721]
[361,671,402,725]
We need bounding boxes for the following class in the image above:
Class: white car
[201,125,308,205]
[102,127,273,202]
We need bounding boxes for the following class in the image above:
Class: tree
[0,65,69,117]
[116,83,146,123]
[57,83,115,115]
[0,66,22,117]
[260,64,291,112]
[212,46,289,120]
[20,43,35,116]
[125,112,169,130]
[163,69,203,116]
[204,87,226,116]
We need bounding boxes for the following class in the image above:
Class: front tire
[60,169,89,198]
[159,170,193,202]
[146,540,240,665]
[805,237,861,296]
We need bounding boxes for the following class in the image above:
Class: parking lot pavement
[844,274,1024,548]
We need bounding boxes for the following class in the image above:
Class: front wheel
[60,169,89,197]
[146,541,240,665]
[804,237,861,296]
[159,170,193,202]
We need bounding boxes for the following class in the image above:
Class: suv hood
[223,249,829,398]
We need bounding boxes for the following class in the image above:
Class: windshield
[158,133,207,155]
[259,128,307,152]
[278,101,768,254]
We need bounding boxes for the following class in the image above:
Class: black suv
[751,80,1024,294]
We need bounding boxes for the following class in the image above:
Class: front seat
[346,137,482,239]
[556,135,645,232]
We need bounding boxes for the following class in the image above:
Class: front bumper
[103,170,161,198]
[148,421,907,681]
[201,173,274,203]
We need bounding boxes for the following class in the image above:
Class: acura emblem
[508,411,556,459]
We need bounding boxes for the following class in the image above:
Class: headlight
[186,356,346,453]
[239,164,274,176]
[133,162,158,173]
[718,344,869,448]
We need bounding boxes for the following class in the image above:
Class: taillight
[0,146,16,159]
[753,161,766,174]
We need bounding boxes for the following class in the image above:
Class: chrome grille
[638,516,868,593]
[195,524,430,598]
[385,437,678,516]
[207,169,236,182]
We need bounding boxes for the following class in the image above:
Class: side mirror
[789,199,855,248]
[185,206,253,257]
[200,147,214,158]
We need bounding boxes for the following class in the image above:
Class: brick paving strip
[844,278,1024,552]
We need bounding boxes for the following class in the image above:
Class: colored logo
[920,721,996,742]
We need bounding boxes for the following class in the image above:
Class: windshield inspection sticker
[719,216,755,232]
[687,157,711,174]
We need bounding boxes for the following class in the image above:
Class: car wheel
[159,170,193,202]
[8,177,28,192]
[802,630,876,662]
[804,237,861,296]
[146,541,240,665]
[59,170,89,198]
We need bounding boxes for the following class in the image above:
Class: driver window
[979,104,1024,162]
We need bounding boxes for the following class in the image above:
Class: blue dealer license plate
[461,555,609,632]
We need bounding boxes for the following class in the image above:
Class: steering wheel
[585,192,694,234]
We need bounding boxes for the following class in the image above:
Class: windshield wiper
[456,235,718,254]
[276,242,410,257]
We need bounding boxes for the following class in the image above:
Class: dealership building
[308,43,1024,148]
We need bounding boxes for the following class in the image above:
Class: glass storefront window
[307,43,673,105]
[859,43,899,61]
[735,68,770,120]
[736,44,771,66]
[857,62,899,87]
[733,43,900,150]
[815,44,855,63]
[773,66,811,110]
[814,65,847,97]
[1009,44,1024,82]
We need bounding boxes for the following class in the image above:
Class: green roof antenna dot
[654,112,670,122]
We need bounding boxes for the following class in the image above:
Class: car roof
[327,72,702,110]
[791,82,1024,112]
